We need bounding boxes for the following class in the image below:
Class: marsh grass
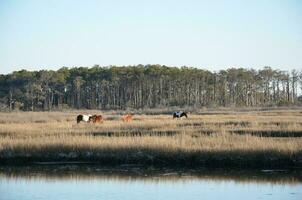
[0,110,302,168]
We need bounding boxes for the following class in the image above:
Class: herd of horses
[76,111,188,124]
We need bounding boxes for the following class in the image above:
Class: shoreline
[1,150,302,169]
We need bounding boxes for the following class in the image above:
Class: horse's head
[182,112,188,118]
[184,112,188,118]
[76,115,83,123]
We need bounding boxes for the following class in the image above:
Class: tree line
[0,65,301,111]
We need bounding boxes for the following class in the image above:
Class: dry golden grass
[0,109,302,168]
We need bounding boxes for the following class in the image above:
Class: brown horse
[89,115,104,123]
[122,114,133,122]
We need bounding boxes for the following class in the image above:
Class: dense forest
[0,65,301,111]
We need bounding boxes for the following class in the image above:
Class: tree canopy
[0,65,301,111]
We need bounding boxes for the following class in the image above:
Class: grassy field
[0,109,302,168]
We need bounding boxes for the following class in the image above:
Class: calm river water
[0,165,301,200]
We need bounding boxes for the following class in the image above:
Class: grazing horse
[173,111,188,119]
[122,114,133,122]
[89,115,104,123]
[77,114,92,123]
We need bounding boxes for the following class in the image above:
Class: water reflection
[1,165,301,200]
[1,165,301,184]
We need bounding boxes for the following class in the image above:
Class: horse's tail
[173,113,177,119]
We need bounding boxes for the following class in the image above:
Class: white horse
[77,114,92,123]
[173,111,188,119]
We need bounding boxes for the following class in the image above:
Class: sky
[0,0,301,74]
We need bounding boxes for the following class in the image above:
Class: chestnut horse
[89,115,104,123]
[122,114,133,122]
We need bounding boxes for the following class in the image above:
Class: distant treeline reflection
[1,165,301,185]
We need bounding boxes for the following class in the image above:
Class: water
[0,166,301,200]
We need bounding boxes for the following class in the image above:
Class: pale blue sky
[0,0,301,74]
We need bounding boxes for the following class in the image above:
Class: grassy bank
[0,110,302,168]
